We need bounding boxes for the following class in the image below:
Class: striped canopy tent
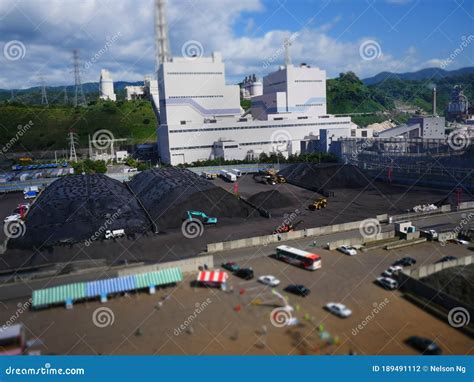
[197,271,229,283]
[86,275,136,298]
[32,282,86,307]
[135,268,182,289]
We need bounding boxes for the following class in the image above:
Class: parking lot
[1,240,472,355]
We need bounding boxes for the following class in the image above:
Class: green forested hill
[0,100,157,151]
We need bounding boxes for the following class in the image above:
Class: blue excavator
[186,210,218,224]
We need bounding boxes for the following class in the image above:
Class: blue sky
[0,0,472,89]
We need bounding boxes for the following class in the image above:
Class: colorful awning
[197,271,228,283]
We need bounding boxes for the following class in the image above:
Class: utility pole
[40,76,48,106]
[73,50,86,107]
[64,86,69,104]
[68,131,79,162]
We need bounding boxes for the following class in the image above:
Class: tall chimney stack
[432,87,437,116]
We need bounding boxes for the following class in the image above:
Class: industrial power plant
[0,0,472,363]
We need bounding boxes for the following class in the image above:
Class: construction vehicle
[105,229,125,239]
[308,197,327,210]
[186,210,217,224]
[263,169,286,184]
[274,220,303,234]
[220,169,237,182]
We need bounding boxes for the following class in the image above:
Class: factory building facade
[157,52,351,165]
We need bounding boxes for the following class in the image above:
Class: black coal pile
[421,264,474,307]
[279,163,369,191]
[128,168,254,230]
[248,190,293,210]
[12,174,150,249]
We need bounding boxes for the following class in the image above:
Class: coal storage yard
[12,174,150,249]
[279,163,370,192]
[128,168,255,231]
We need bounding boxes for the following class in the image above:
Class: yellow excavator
[308,197,328,210]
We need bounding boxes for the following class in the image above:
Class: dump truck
[105,229,125,239]
[308,197,327,210]
[186,210,217,224]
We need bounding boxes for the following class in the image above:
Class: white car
[258,275,280,287]
[338,245,357,256]
[325,302,352,318]
[454,239,469,245]
[376,277,399,290]
[382,265,403,278]
[3,214,21,223]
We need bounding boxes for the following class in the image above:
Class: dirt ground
[1,241,472,355]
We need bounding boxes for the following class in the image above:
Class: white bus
[275,245,322,271]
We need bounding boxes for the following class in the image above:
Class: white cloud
[0,0,463,89]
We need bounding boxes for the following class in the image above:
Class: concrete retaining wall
[327,230,395,250]
[459,201,474,210]
[389,204,452,223]
[207,219,370,253]
[403,255,473,279]
[118,255,214,276]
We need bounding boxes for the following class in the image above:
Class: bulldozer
[308,197,327,211]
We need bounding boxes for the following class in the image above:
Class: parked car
[234,268,254,280]
[393,257,416,267]
[284,284,311,297]
[382,265,403,277]
[406,336,442,355]
[3,214,21,223]
[376,277,399,290]
[338,245,357,256]
[454,239,469,245]
[258,275,280,287]
[325,302,352,318]
[435,256,457,264]
[221,262,240,272]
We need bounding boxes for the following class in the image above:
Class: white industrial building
[157,53,352,165]
[99,69,116,101]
